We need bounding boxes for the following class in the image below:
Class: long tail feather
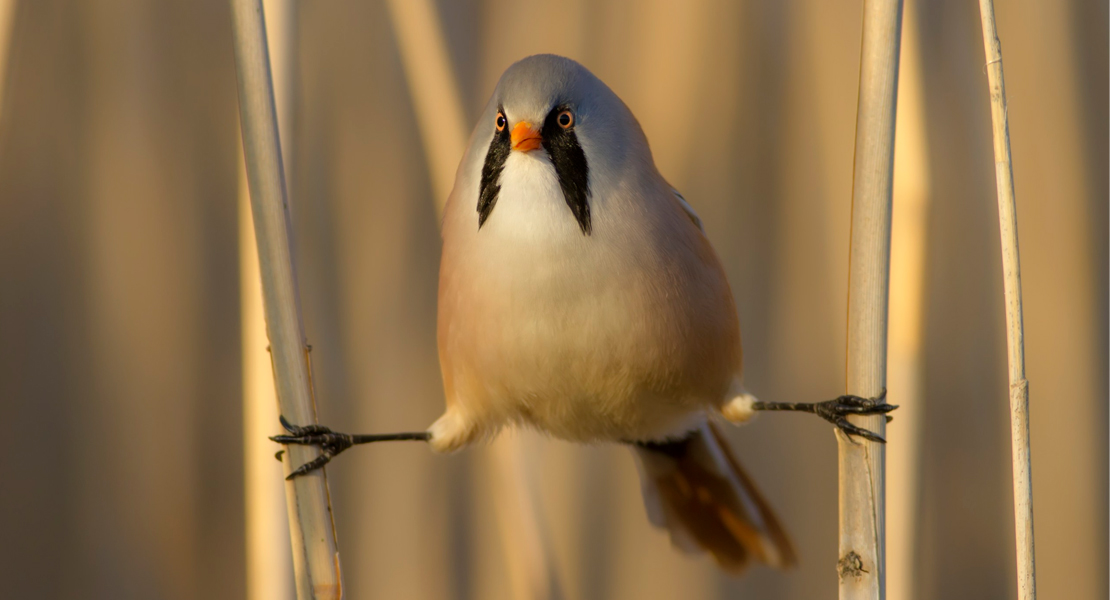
[633,421,796,573]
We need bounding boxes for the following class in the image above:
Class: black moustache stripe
[477,103,591,235]
[477,106,511,228]
[542,104,591,235]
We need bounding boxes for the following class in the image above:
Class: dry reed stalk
[242,1,297,599]
[241,169,295,600]
[976,2,1036,599]
[886,2,929,598]
[841,0,903,598]
[0,1,17,117]
[230,1,343,598]
[384,1,563,596]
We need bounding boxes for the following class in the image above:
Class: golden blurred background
[0,1,1105,599]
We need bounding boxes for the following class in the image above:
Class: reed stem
[841,0,903,598]
[230,1,343,597]
[243,2,297,599]
[976,2,1036,599]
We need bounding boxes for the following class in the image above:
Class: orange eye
[557,110,573,129]
[496,112,507,131]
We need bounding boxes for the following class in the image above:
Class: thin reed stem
[243,2,297,599]
[976,2,1036,599]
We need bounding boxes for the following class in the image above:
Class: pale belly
[437,218,741,444]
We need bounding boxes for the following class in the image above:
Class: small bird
[274,54,894,573]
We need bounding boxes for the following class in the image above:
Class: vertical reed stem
[976,2,1036,599]
[841,0,903,598]
[243,1,297,599]
[230,1,343,598]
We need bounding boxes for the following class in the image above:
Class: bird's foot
[270,417,431,479]
[811,390,897,443]
[270,416,355,479]
[752,389,897,443]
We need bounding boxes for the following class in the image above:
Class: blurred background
[0,0,1105,599]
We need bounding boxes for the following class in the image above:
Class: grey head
[470,55,654,235]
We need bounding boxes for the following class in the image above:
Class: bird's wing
[671,188,704,232]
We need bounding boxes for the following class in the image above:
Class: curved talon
[829,398,898,415]
[272,416,355,479]
[287,453,334,479]
[833,418,887,443]
[277,415,335,437]
[813,390,896,443]
[270,433,343,446]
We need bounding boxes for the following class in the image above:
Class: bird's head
[470,55,652,236]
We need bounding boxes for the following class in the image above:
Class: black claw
[275,450,285,461]
[272,417,355,478]
[813,389,895,443]
[834,418,888,443]
[286,452,335,480]
[278,415,335,436]
[828,396,898,414]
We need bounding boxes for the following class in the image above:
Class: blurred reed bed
[886,1,930,598]
[0,1,1104,599]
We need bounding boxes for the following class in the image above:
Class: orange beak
[511,122,543,152]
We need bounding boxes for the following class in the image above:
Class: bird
[273,54,895,573]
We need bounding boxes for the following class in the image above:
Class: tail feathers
[634,421,796,573]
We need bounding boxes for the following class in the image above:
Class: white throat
[482,151,584,243]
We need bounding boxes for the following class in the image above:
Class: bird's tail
[633,420,796,573]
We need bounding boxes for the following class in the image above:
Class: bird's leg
[271,416,430,479]
[750,389,897,443]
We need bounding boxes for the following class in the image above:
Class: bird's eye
[557,110,574,129]
[496,112,507,131]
